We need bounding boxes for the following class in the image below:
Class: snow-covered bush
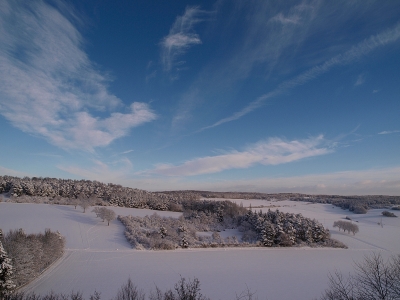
[351,205,367,214]
[240,209,330,246]
[382,210,397,217]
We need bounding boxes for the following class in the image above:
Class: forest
[1,176,400,214]
[120,200,345,250]
[0,228,65,288]
[0,175,345,250]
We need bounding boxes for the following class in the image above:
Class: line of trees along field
[2,176,400,214]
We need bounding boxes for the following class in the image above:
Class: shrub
[352,206,367,214]
[382,211,397,217]
[150,239,176,250]
[169,203,183,212]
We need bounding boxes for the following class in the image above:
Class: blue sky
[1,0,399,195]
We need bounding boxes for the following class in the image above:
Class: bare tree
[114,278,145,300]
[92,207,101,218]
[320,253,400,300]
[103,208,116,226]
[70,198,79,209]
[149,277,209,300]
[92,207,116,225]
[333,221,359,235]
[78,196,92,213]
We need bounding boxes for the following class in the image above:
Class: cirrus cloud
[201,22,400,131]
[0,0,156,152]
[161,6,211,74]
[145,135,330,176]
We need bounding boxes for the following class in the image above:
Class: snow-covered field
[0,200,399,300]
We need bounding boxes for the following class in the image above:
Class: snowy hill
[0,200,399,300]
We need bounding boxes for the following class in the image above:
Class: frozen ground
[0,200,399,300]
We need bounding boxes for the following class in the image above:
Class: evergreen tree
[0,240,15,297]
[180,236,189,248]
[159,226,167,239]
[260,222,275,247]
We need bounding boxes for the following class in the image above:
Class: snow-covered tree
[78,195,92,213]
[0,240,15,297]
[103,208,116,226]
[159,226,167,239]
[180,236,189,248]
[260,222,275,247]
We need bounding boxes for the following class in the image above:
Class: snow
[0,200,399,300]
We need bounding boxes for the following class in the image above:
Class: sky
[0,0,399,195]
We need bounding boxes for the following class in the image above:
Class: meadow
[0,200,399,300]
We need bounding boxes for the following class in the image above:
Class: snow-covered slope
[0,201,399,300]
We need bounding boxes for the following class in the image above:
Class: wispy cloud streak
[161,6,209,73]
[0,0,156,151]
[59,158,133,182]
[145,135,329,176]
[378,130,400,135]
[200,23,400,131]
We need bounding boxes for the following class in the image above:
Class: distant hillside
[1,175,399,212]
[162,190,400,212]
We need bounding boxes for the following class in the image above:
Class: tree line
[2,176,400,215]
[0,176,186,211]
[332,221,359,235]
[92,207,116,225]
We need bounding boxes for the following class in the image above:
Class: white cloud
[219,1,317,82]
[201,22,400,130]
[0,0,156,151]
[59,157,133,183]
[161,7,208,73]
[270,12,301,25]
[121,150,134,155]
[205,167,400,196]
[171,1,318,131]
[145,135,330,176]
[378,130,400,135]
[0,165,32,177]
[354,74,365,86]
[125,166,400,196]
